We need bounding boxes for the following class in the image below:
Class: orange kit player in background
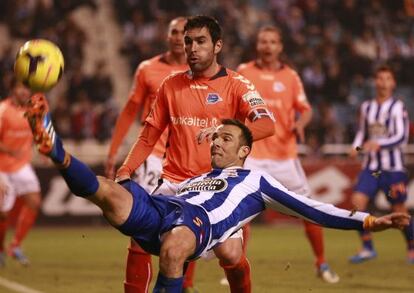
[237,26,339,283]
[0,80,42,267]
[116,15,275,293]
[105,18,189,293]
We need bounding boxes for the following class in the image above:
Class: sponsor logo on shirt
[190,84,208,90]
[242,90,265,107]
[170,116,219,128]
[206,93,222,104]
[177,178,228,194]
[273,81,285,92]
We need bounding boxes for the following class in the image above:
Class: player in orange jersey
[237,26,339,283]
[0,80,42,267]
[116,15,275,293]
[105,17,191,293]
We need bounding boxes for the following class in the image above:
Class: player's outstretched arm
[364,212,411,232]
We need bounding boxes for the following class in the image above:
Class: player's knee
[23,192,42,210]
[160,243,188,266]
[215,240,243,266]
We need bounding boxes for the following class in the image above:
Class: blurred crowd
[1,0,413,150]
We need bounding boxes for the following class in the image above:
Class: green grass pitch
[1,225,413,292]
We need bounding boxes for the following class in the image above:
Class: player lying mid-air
[25,94,410,293]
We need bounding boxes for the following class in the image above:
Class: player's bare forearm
[247,117,275,141]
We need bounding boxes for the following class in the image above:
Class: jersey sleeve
[352,102,368,149]
[145,79,170,131]
[291,70,311,113]
[128,62,148,105]
[259,173,368,230]
[233,74,274,122]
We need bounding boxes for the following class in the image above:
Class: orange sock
[124,239,152,293]
[242,224,251,253]
[220,254,251,293]
[183,261,196,289]
[10,206,37,248]
[304,220,325,267]
[0,218,7,252]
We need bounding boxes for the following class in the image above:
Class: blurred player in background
[0,80,42,267]
[105,17,190,293]
[237,26,339,283]
[116,15,275,293]
[349,65,414,264]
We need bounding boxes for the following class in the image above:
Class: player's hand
[0,179,8,206]
[105,155,116,180]
[363,140,380,152]
[369,212,411,232]
[115,165,131,183]
[197,126,217,144]
[292,122,305,143]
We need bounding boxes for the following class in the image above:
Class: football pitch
[0,225,413,293]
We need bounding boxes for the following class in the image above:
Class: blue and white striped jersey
[352,97,409,171]
[174,167,369,251]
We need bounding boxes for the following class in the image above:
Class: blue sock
[359,230,374,251]
[153,272,184,293]
[59,155,99,197]
[402,218,414,250]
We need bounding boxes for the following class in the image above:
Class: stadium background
[0,1,414,292]
[1,0,413,223]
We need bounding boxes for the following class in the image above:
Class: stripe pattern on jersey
[176,168,368,252]
[352,98,409,171]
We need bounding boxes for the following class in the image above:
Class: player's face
[210,125,249,169]
[256,30,283,63]
[167,18,186,55]
[375,70,395,98]
[12,82,31,105]
[184,27,222,73]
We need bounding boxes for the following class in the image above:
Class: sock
[183,261,196,289]
[124,240,152,293]
[153,273,183,293]
[242,224,251,254]
[402,218,414,251]
[304,220,325,267]
[358,230,374,251]
[59,155,99,197]
[220,254,251,293]
[10,206,38,248]
[0,218,7,252]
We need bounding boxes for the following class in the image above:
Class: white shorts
[133,154,163,194]
[0,164,40,212]
[245,157,311,197]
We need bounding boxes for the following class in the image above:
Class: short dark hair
[184,15,222,44]
[374,64,395,78]
[257,25,283,42]
[221,119,253,150]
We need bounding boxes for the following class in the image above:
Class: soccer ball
[14,39,64,92]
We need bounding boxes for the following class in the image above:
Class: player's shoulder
[137,54,164,71]
[161,69,189,86]
[237,61,256,73]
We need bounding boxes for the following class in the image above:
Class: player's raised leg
[25,93,132,227]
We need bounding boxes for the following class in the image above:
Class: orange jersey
[128,54,188,157]
[238,61,311,160]
[146,67,270,182]
[0,98,33,172]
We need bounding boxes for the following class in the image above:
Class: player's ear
[214,39,223,54]
[238,146,250,160]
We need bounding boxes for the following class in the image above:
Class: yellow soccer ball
[14,39,64,92]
